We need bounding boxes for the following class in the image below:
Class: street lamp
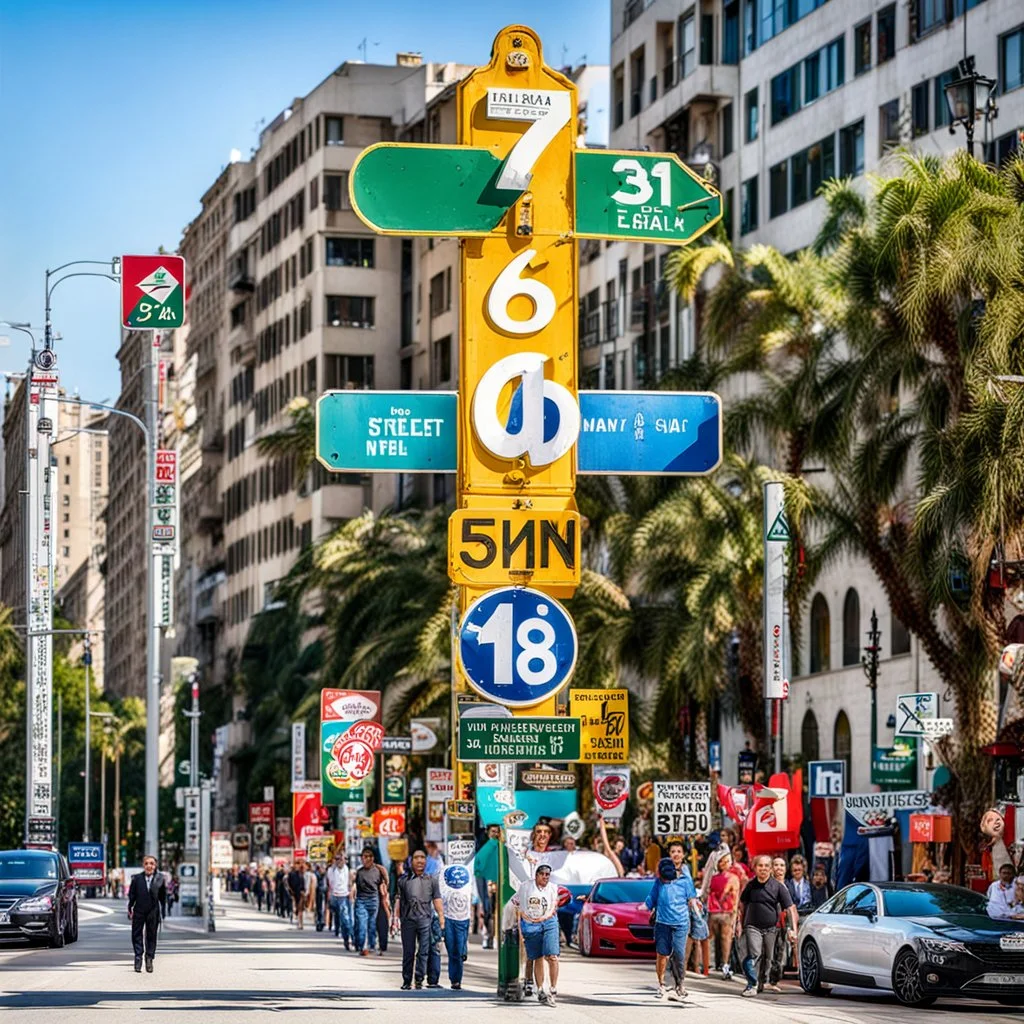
[943,55,997,158]
[862,608,882,760]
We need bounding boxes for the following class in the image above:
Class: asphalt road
[0,895,1019,1022]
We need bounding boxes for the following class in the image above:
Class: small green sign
[382,773,406,805]
[766,508,791,542]
[575,151,721,245]
[871,744,917,788]
[458,717,581,762]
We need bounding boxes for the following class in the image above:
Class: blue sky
[0,0,611,401]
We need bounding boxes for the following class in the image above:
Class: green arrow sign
[575,150,721,245]
[350,143,514,235]
[458,717,581,762]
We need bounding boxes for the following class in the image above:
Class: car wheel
[799,939,827,995]
[891,948,934,1007]
[48,912,65,949]
[580,921,592,957]
[69,906,79,943]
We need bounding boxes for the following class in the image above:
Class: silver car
[797,882,1024,1007]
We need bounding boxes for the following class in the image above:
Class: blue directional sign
[808,760,847,798]
[577,391,722,475]
[459,586,577,707]
[316,390,458,473]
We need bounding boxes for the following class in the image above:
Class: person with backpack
[643,856,701,1001]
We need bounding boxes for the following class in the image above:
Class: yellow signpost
[569,688,630,764]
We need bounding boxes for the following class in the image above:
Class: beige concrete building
[0,377,29,623]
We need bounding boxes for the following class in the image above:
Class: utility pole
[862,608,881,766]
[184,672,200,789]
[144,331,160,859]
[83,634,92,840]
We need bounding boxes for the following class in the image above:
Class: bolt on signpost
[336,23,721,1000]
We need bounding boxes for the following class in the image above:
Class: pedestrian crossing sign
[766,507,791,542]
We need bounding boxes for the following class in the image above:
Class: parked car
[0,849,78,947]
[798,881,1024,1007]
[578,877,655,958]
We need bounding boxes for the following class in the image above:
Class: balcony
[196,348,217,380]
[579,309,600,349]
[201,422,224,454]
[228,261,255,292]
[623,0,646,31]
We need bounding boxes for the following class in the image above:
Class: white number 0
[611,158,672,207]
[486,248,556,335]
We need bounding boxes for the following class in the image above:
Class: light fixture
[943,55,997,158]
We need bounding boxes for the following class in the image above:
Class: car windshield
[591,880,653,905]
[0,856,58,880]
[882,886,989,918]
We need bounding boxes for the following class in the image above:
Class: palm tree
[255,397,316,484]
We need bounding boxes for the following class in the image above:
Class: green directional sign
[350,143,514,236]
[458,716,581,762]
[575,150,721,245]
[316,390,458,473]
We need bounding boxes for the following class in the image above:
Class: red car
[578,877,656,958]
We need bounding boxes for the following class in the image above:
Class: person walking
[393,849,444,990]
[644,856,701,1001]
[736,854,798,997]
[707,850,740,978]
[326,853,352,948]
[288,862,307,929]
[440,861,474,990]
[352,847,389,956]
[518,863,561,1006]
[767,856,791,988]
[127,855,167,974]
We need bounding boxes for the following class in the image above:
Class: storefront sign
[593,766,630,821]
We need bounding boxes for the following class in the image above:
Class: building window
[325,295,375,328]
[833,710,852,778]
[877,4,895,62]
[854,20,871,75]
[700,13,713,64]
[1001,26,1024,94]
[324,173,349,211]
[801,710,820,762]
[911,82,929,137]
[744,87,759,142]
[740,175,758,234]
[324,354,374,389]
[721,102,734,157]
[934,68,956,127]
[230,302,246,327]
[722,0,739,64]
[325,237,374,268]
[790,134,835,208]
[840,119,865,176]
[879,98,900,153]
[842,588,860,666]
[769,161,788,218]
[891,611,911,656]
[915,0,944,37]
[987,129,1022,167]
[613,65,625,128]
[630,47,645,117]
[771,64,801,125]
[325,116,344,145]
[432,335,452,384]
[429,269,452,317]
[810,592,830,673]
[679,13,696,78]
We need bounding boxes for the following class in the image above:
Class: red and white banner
[321,689,381,723]
[742,770,804,856]
[593,766,630,821]
[372,805,407,837]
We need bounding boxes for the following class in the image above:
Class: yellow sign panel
[569,689,629,763]
[448,505,580,589]
[306,835,335,863]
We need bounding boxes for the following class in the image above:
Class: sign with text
[68,843,105,885]
[121,254,186,329]
[458,717,581,762]
[381,736,413,754]
[290,722,306,788]
[569,688,629,763]
[843,791,931,828]
[183,787,200,855]
[593,767,630,822]
[210,832,234,869]
[427,768,455,802]
[321,689,381,723]
[895,692,938,737]
[654,781,712,836]
[808,760,846,799]
[373,805,407,837]
[321,719,382,805]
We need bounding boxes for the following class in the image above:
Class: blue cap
[658,857,676,881]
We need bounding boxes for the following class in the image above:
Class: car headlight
[17,895,53,912]
[918,938,969,964]
[594,913,617,927]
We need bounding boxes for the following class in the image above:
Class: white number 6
[486,249,556,335]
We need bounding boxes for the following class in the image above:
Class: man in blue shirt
[644,857,701,1001]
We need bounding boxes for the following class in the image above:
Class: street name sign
[381,736,413,754]
[575,150,721,245]
[458,716,581,762]
[315,390,457,473]
[895,692,939,737]
[448,507,579,588]
[121,254,186,329]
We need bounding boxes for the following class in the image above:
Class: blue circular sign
[444,865,470,889]
[459,586,577,707]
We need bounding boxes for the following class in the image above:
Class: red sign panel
[121,254,186,329]
[372,805,406,837]
[249,802,274,826]
[320,688,381,723]
[155,449,177,483]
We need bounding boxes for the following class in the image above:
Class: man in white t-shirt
[326,853,352,948]
[517,864,561,1006]
[440,861,474,990]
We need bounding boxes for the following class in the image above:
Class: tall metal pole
[83,635,91,840]
[144,332,160,858]
[55,692,62,844]
[189,673,199,790]
[862,608,881,773]
[23,357,33,844]
[99,741,106,873]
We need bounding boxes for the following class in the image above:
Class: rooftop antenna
[357,37,380,62]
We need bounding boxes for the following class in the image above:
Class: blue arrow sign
[316,390,458,473]
[459,586,577,707]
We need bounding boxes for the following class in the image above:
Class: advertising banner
[321,689,383,806]
[653,781,712,835]
[568,688,629,763]
[427,768,455,801]
[411,718,441,752]
[808,760,846,799]
[763,481,790,699]
[292,790,330,850]
[320,689,381,723]
[210,832,234,869]
[372,805,406,838]
[68,842,105,885]
[382,753,408,805]
[593,766,630,821]
[275,817,293,847]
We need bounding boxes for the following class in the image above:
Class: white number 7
[496,92,572,192]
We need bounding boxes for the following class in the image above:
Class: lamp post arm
[52,396,149,445]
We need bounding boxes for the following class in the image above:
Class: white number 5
[611,158,672,206]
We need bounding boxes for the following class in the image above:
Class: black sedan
[798,881,1024,1007]
[0,849,78,947]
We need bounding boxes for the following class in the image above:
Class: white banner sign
[447,838,476,865]
[427,768,454,801]
[291,722,306,787]
[210,832,234,869]
[843,791,931,826]
[763,481,790,700]
[654,781,712,835]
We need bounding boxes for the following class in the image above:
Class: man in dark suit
[127,855,167,973]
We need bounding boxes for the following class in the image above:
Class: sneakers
[426,982,442,989]
[401,983,412,991]
[523,980,534,998]
[674,984,688,1000]
[377,950,385,957]
[415,981,423,990]
[359,949,370,957]
[765,983,781,993]
[720,965,733,980]
[656,985,666,1000]
[548,990,557,1007]
[741,986,758,997]
[451,983,461,991]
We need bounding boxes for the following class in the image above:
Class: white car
[798,882,1024,1007]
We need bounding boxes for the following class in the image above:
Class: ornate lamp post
[943,55,997,158]
[862,609,881,758]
